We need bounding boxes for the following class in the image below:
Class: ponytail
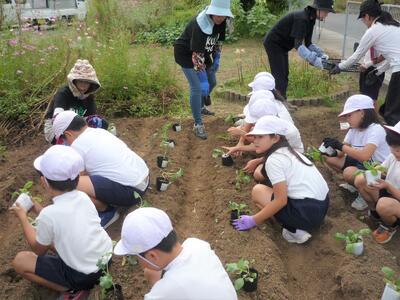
[264,135,312,167]
[376,11,400,27]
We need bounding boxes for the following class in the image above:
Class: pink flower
[16,70,23,75]
[8,39,18,46]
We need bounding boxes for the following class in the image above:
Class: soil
[0,99,399,300]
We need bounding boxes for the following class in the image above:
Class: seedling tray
[323,58,360,73]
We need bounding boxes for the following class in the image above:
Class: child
[354,122,400,243]
[233,117,329,244]
[52,111,150,228]
[44,59,105,144]
[10,145,112,299]
[114,207,238,300]
[323,94,390,211]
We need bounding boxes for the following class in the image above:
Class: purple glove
[233,215,256,231]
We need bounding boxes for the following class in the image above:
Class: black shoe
[201,107,215,116]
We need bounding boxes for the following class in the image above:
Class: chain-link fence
[342,1,400,58]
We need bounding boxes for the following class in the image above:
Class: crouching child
[10,145,113,299]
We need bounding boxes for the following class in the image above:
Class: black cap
[358,0,382,19]
[311,0,335,13]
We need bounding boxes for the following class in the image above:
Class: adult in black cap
[263,0,334,99]
[331,0,400,126]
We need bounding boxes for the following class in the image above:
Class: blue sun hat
[206,0,233,18]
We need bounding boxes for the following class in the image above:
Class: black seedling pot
[156,177,170,192]
[167,139,176,148]
[172,123,182,132]
[242,268,259,292]
[222,154,234,166]
[105,284,124,300]
[157,156,169,168]
[230,210,247,226]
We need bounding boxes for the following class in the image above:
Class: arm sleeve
[35,212,53,246]
[343,130,352,144]
[218,22,226,42]
[84,96,97,116]
[339,28,377,70]
[308,44,324,57]
[290,19,307,41]
[265,154,289,185]
[190,25,206,53]
[52,90,69,117]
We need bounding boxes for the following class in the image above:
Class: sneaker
[201,107,215,116]
[99,207,120,229]
[373,224,398,244]
[58,290,90,300]
[282,228,312,244]
[351,194,368,211]
[339,183,358,193]
[193,124,207,140]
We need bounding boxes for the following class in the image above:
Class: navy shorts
[35,255,103,291]
[272,194,329,232]
[379,189,393,199]
[90,175,148,207]
[342,156,365,171]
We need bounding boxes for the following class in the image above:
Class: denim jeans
[182,67,217,125]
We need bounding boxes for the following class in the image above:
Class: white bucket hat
[33,145,84,181]
[245,99,279,124]
[206,0,233,18]
[53,111,78,139]
[338,94,375,117]
[384,121,400,135]
[247,115,289,136]
[114,208,173,256]
[248,72,275,91]
[248,90,275,106]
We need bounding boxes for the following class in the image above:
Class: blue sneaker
[99,207,120,229]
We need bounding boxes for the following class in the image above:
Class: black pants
[264,41,289,99]
[383,71,400,126]
[359,66,384,100]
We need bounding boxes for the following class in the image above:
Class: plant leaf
[234,278,245,291]
[335,232,346,240]
[23,181,33,190]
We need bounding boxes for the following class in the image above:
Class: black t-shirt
[263,7,316,52]
[45,85,96,119]
[174,17,226,68]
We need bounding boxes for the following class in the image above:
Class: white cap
[247,115,288,136]
[33,145,84,181]
[245,99,279,124]
[243,104,249,117]
[53,111,78,139]
[248,90,275,107]
[114,207,173,256]
[384,121,400,135]
[338,94,375,117]
[248,72,275,91]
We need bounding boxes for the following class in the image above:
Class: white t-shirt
[382,153,400,189]
[343,123,390,163]
[285,121,304,153]
[36,190,113,274]
[265,148,329,200]
[145,238,237,300]
[274,100,294,124]
[72,127,149,187]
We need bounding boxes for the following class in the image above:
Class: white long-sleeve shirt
[339,22,400,74]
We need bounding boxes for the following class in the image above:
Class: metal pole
[342,0,350,59]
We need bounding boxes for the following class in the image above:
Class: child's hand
[222,146,242,157]
[9,203,28,220]
[227,127,246,137]
[371,179,388,190]
[243,159,262,174]
[232,215,256,231]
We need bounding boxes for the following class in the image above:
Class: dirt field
[0,99,399,300]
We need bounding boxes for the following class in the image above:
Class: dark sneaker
[99,207,120,229]
[193,124,207,140]
[201,107,215,116]
[58,290,90,300]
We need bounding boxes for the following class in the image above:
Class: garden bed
[0,100,398,300]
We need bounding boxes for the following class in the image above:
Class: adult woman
[263,0,334,99]
[174,0,233,139]
[331,0,400,126]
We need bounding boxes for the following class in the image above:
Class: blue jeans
[182,67,217,125]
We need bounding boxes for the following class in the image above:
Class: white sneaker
[351,194,368,211]
[282,228,312,244]
[339,183,358,193]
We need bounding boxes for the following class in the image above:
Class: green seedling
[162,168,184,182]
[226,259,258,291]
[97,251,116,300]
[235,169,251,190]
[224,113,236,125]
[212,148,224,158]
[382,266,400,292]
[216,133,232,142]
[354,161,387,177]
[305,146,325,163]
[134,191,151,208]
[12,181,43,203]
[121,255,138,267]
[228,201,249,215]
[335,228,371,254]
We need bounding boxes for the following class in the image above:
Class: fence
[342,1,400,58]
